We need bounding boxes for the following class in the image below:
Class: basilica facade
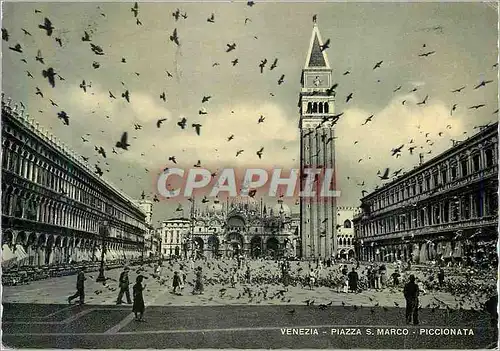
[183,197,299,259]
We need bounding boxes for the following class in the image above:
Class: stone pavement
[3,260,496,349]
[2,303,496,349]
[1,260,486,309]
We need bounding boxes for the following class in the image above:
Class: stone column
[480,187,486,218]
[469,193,474,219]
[38,246,45,266]
[468,194,474,219]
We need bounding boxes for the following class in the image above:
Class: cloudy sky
[2,1,498,225]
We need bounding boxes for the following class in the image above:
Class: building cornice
[1,95,146,218]
[361,122,498,202]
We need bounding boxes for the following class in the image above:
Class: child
[133,275,146,322]
[182,272,187,291]
[245,265,251,284]
[308,269,316,289]
[392,269,401,286]
[343,276,349,293]
[173,271,181,294]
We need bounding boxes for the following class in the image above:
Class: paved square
[2,261,497,349]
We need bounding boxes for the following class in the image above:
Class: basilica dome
[208,199,223,214]
[247,197,259,212]
[231,195,259,212]
[273,199,291,217]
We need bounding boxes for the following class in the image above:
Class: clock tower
[298,20,338,259]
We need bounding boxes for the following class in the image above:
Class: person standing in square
[116,267,132,304]
[192,267,204,295]
[173,271,181,294]
[68,268,86,305]
[133,275,146,321]
[392,268,401,286]
[437,268,445,288]
[404,274,419,325]
[348,267,359,293]
[231,269,238,288]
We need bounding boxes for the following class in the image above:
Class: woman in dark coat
[133,275,146,321]
[348,267,359,293]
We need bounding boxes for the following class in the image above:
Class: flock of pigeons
[2,3,497,216]
[78,258,497,323]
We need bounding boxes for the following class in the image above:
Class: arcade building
[353,123,498,266]
[1,96,147,268]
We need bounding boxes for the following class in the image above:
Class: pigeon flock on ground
[48,258,494,321]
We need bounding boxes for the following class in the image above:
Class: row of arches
[338,237,353,246]
[187,234,289,259]
[306,101,330,114]
[359,240,465,263]
[2,186,102,234]
[2,135,104,212]
[2,230,142,268]
[338,249,355,260]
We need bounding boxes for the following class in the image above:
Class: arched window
[2,190,12,216]
[318,102,323,113]
[324,103,329,113]
[312,102,318,113]
[344,219,352,228]
[307,102,312,113]
[347,238,351,246]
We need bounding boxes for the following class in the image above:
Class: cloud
[166,102,299,169]
[65,84,299,171]
[334,95,467,205]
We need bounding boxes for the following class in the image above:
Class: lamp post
[96,220,108,283]
[141,236,145,262]
[189,197,195,259]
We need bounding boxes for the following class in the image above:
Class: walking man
[116,267,132,304]
[172,271,181,294]
[68,268,86,305]
[404,274,419,325]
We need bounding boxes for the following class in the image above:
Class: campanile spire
[298,21,337,259]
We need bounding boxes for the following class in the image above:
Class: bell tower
[298,19,338,259]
